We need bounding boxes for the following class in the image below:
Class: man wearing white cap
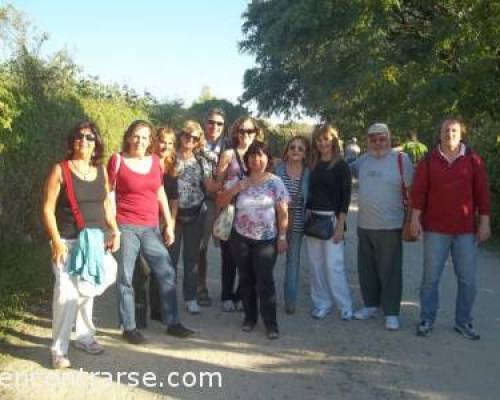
[350,122,414,330]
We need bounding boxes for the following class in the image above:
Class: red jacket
[411,147,491,234]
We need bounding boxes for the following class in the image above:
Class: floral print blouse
[233,175,290,240]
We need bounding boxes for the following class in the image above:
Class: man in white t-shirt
[350,123,414,331]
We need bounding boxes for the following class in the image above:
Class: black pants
[132,255,162,326]
[220,239,241,302]
[229,231,278,329]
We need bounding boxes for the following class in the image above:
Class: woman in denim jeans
[275,136,310,314]
[411,117,491,340]
[108,120,193,344]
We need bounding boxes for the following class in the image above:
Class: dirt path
[1,193,499,400]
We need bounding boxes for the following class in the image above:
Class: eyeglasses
[368,136,388,144]
[238,128,256,136]
[289,144,305,152]
[181,133,200,143]
[207,120,224,127]
[74,133,96,142]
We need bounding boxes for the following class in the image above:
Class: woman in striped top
[275,136,310,314]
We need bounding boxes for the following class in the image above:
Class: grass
[0,243,52,342]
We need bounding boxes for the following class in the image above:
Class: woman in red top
[410,117,491,340]
[108,120,192,344]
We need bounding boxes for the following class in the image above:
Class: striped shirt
[281,172,305,232]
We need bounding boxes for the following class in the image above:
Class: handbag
[177,202,206,224]
[397,152,418,242]
[212,203,235,241]
[212,149,246,241]
[303,213,334,240]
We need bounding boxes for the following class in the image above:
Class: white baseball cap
[367,123,390,135]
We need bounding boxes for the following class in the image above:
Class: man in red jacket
[410,117,491,340]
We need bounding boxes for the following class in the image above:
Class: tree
[240,0,500,141]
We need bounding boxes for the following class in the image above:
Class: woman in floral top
[218,141,289,339]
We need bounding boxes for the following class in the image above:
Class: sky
[6,0,255,107]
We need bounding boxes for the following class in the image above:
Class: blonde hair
[230,116,265,148]
[156,126,177,177]
[310,124,343,169]
[180,120,205,153]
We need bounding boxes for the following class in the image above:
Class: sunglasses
[238,128,256,136]
[207,120,224,127]
[289,144,305,152]
[181,133,200,143]
[74,133,96,142]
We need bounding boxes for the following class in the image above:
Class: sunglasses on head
[74,132,96,142]
[181,132,200,143]
[238,128,256,136]
[207,120,224,127]
[289,144,305,152]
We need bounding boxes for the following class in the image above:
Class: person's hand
[476,220,491,243]
[332,226,344,244]
[106,231,121,252]
[51,239,68,266]
[410,216,422,240]
[277,237,288,253]
[163,225,175,247]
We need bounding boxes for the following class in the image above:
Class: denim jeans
[116,224,179,330]
[420,232,477,326]
[283,231,304,310]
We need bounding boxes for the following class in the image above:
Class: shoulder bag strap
[234,148,247,178]
[60,160,85,231]
[397,152,409,208]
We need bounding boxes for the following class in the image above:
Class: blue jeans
[420,232,477,326]
[283,231,304,310]
[116,224,179,330]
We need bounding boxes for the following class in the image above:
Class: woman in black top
[304,124,354,321]
[42,121,120,369]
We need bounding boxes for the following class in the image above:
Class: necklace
[71,160,92,180]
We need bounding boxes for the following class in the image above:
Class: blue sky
[7,0,255,106]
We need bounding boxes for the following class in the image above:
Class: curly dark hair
[243,141,274,172]
[65,120,104,166]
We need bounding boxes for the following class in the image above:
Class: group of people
[42,111,491,370]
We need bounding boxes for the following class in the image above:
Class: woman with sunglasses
[172,120,220,314]
[275,136,311,315]
[219,141,289,339]
[305,124,354,321]
[42,121,120,369]
[215,116,264,312]
[133,127,178,327]
[108,120,192,344]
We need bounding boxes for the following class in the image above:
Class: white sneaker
[185,300,201,314]
[312,308,331,320]
[340,310,353,321]
[353,307,378,320]
[385,315,400,331]
[222,300,235,312]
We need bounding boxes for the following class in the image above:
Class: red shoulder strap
[60,160,85,231]
[397,152,409,206]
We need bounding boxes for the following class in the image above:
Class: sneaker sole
[454,327,480,341]
[72,341,104,355]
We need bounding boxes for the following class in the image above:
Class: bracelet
[278,234,286,241]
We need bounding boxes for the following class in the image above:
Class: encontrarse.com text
[0,369,223,389]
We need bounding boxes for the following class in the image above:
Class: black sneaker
[197,289,213,307]
[122,329,146,345]
[416,321,433,337]
[454,323,480,341]
[241,320,256,332]
[266,326,280,340]
[167,323,194,338]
